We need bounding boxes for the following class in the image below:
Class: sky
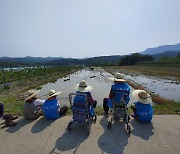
[0,0,180,58]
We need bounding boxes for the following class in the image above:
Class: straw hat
[132,90,152,104]
[75,80,92,92]
[25,90,40,101]
[47,90,61,98]
[114,73,126,82]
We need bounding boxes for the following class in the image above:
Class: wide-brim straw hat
[75,80,92,92]
[47,90,61,98]
[25,90,40,101]
[113,73,126,82]
[132,90,152,104]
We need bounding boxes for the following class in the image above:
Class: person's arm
[109,88,114,99]
[33,99,45,106]
[87,93,94,106]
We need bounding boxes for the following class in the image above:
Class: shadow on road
[5,117,34,133]
[131,119,154,140]
[49,124,88,153]
[98,117,129,154]
[31,117,56,133]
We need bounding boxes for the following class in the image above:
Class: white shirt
[33,99,45,106]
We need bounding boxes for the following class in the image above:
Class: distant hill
[140,43,180,55]
[0,55,122,67]
[152,50,180,60]
[0,56,64,64]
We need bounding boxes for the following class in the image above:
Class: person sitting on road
[0,102,18,127]
[103,73,131,116]
[43,90,68,120]
[131,89,153,123]
[24,89,45,120]
[75,80,97,109]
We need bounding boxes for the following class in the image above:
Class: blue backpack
[43,99,60,120]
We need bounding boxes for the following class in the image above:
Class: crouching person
[24,90,45,120]
[43,90,68,120]
[0,102,18,127]
[131,90,153,123]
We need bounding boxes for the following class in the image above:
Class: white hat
[47,90,61,98]
[114,73,126,82]
[132,90,152,104]
[75,80,92,92]
[25,90,40,101]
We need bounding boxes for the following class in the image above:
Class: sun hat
[75,80,92,92]
[132,90,152,104]
[25,90,40,101]
[114,73,126,82]
[47,90,61,98]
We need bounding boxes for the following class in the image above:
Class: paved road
[0,115,180,154]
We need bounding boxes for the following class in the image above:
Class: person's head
[75,80,92,93]
[114,73,126,83]
[25,89,40,102]
[47,90,61,100]
[132,89,152,104]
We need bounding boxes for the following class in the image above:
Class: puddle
[38,68,136,107]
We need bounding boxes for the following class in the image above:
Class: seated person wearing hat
[103,73,131,116]
[43,90,68,120]
[131,89,153,123]
[24,90,45,120]
[75,80,97,108]
[0,102,18,127]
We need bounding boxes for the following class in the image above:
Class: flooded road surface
[38,67,136,106]
[122,74,180,102]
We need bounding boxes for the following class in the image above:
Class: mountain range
[0,43,179,66]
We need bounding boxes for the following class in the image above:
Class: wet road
[38,67,136,106]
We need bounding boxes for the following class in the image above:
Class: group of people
[0,72,153,127]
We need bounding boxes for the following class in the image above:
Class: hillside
[140,43,180,55]
[152,50,180,59]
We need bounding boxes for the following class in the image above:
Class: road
[0,115,180,154]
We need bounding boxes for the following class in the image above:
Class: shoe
[103,112,109,117]
[5,120,17,127]
[9,115,19,120]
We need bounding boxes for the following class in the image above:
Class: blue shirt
[43,99,60,120]
[135,101,153,123]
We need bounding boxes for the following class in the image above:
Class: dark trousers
[60,106,68,116]
[0,103,4,118]
[93,100,97,108]
[103,98,109,113]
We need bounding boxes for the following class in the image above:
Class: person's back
[134,102,153,122]
[24,102,39,120]
[43,99,60,120]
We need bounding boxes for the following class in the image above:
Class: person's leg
[0,102,4,118]
[60,106,68,116]
[131,105,139,119]
[92,100,97,108]
[103,98,109,115]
